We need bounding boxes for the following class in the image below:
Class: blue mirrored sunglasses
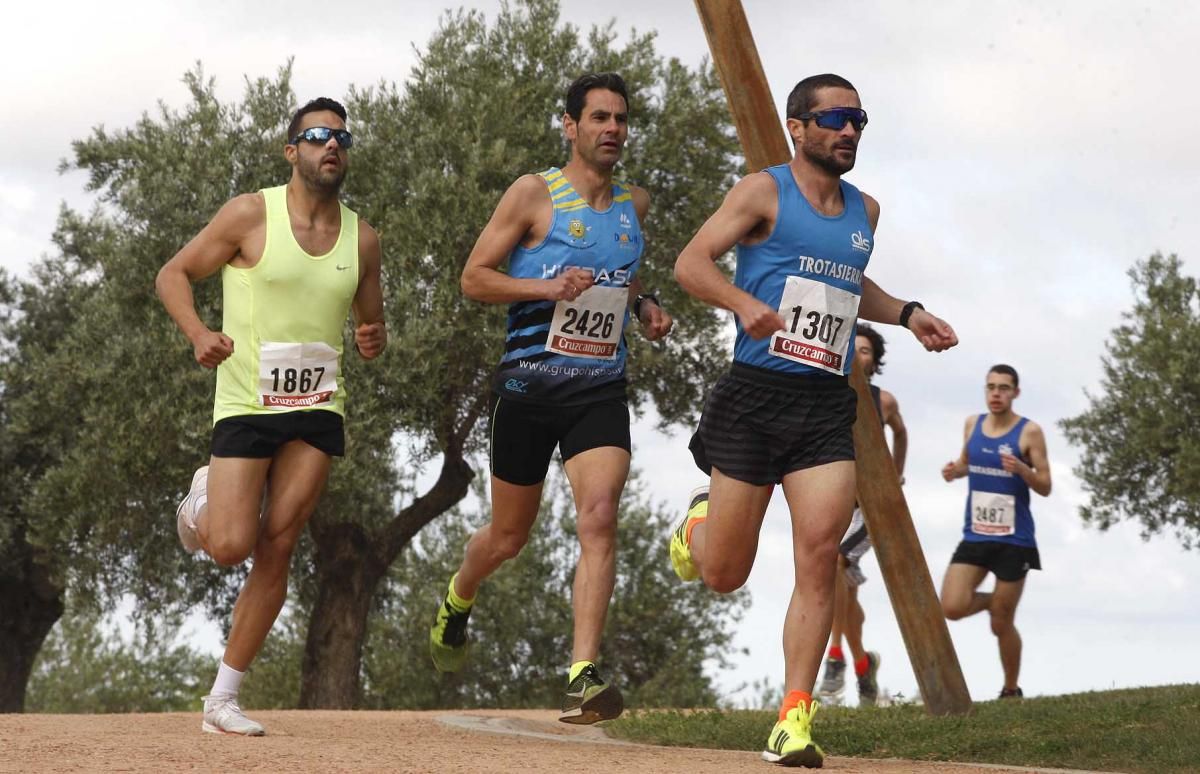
[290,126,354,149]
[797,107,868,132]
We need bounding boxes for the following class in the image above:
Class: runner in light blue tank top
[493,167,643,405]
[433,73,673,726]
[670,73,960,765]
[733,165,873,376]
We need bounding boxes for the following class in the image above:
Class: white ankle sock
[210,661,245,698]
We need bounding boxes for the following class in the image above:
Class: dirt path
[0,710,1098,773]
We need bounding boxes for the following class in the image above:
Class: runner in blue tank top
[429,73,672,726]
[818,324,908,708]
[669,73,958,767]
[941,364,1052,701]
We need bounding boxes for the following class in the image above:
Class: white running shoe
[176,466,208,553]
[202,693,265,736]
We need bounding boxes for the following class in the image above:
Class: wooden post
[693,0,973,716]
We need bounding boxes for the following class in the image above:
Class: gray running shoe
[857,651,881,708]
[559,663,623,724]
[175,466,208,553]
[817,657,846,701]
[202,693,265,735]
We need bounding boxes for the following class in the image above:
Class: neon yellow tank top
[213,185,360,423]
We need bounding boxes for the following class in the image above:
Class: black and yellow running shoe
[429,594,472,673]
[559,663,624,724]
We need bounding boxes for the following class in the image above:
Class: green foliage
[1060,253,1200,547]
[26,604,210,713]
[609,685,1200,773]
[359,471,748,710]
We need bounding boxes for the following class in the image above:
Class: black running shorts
[489,395,631,486]
[211,409,345,458]
[689,362,857,486]
[950,540,1042,582]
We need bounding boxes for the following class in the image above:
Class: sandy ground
[0,709,1101,773]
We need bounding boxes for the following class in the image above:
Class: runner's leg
[780,460,856,694]
[562,446,630,663]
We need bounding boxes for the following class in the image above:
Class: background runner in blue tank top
[941,364,1052,701]
[669,73,958,766]
[431,73,672,727]
[818,323,907,708]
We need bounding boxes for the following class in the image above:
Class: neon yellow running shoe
[762,701,824,768]
[429,594,472,673]
[670,486,708,582]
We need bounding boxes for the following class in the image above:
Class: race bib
[546,285,626,360]
[970,491,1016,536]
[258,341,339,409]
[768,276,860,374]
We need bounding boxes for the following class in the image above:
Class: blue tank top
[733,164,874,376]
[492,168,643,405]
[962,415,1036,547]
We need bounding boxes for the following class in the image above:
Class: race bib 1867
[258,341,339,409]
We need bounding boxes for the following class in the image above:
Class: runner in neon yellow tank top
[156,97,386,736]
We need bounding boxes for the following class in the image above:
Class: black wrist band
[633,293,660,319]
[899,300,924,329]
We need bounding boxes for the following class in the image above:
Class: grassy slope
[607,684,1200,773]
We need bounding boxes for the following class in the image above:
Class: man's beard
[298,156,346,195]
[803,143,856,176]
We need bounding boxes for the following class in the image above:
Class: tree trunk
[298,522,385,709]
[298,447,475,708]
[0,547,65,712]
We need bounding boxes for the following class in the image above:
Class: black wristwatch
[633,292,660,319]
[899,300,924,329]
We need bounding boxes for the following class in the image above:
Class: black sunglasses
[290,126,354,149]
[797,107,868,132]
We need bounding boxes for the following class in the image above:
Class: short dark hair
[988,364,1019,388]
[565,72,629,122]
[786,74,857,119]
[287,97,348,142]
[856,323,886,375]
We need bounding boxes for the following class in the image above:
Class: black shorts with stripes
[688,362,857,486]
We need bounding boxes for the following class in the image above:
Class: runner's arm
[155,193,261,368]
[881,389,907,478]
[859,277,958,353]
[353,222,386,360]
[1004,421,1052,496]
[461,175,593,304]
[941,415,974,481]
[627,187,672,340]
[674,173,785,339]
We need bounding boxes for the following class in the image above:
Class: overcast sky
[4,0,1198,706]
